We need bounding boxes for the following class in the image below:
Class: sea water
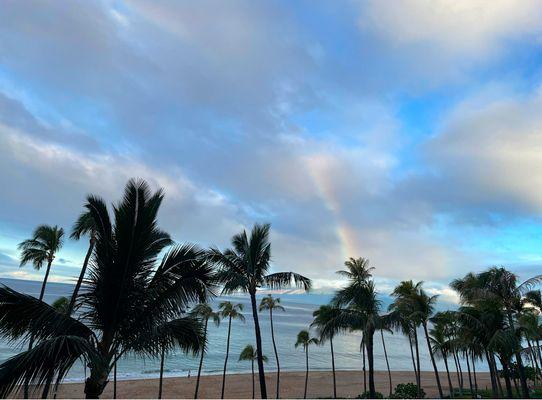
[0,278,488,382]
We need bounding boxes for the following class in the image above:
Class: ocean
[0,278,488,382]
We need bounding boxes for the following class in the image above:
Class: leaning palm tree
[430,316,454,398]
[219,301,245,399]
[295,330,318,399]
[311,305,340,399]
[68,208,98,316]
[208,223,311,399]
[239,345,268,399]
[18,224,64,397]
[18,224,64,304]
[410,284,444,398]
[259,295,285,399]
[190,304,221,399]
[0,179,215,398]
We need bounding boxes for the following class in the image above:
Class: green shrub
[391,383,425,399]
[356,391,384,398]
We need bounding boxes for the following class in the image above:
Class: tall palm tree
[219,301,245,399]
[68,208,98,316]
[321,258,381,398]
[0,179,215,398]
[311,305,340,399]
[259,295,285,399]
[295,330,318,399]
[239,345,268,399]
[430,315,455,398]
[190,304,221,399]
[18,224,64,304]
[18,224,64,397]
[411,284,444,398]
[208,223,311,399]
[389,280,424,397]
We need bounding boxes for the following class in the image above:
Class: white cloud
[424,84,542,215]
[360,0,542,61]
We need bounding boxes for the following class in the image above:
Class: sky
[1,0,542,301]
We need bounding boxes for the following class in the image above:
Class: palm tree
[295,330,318,399]
[430,314,455,398]
[0,179,214,398]
[68,208,98,316]
[311,305,340,399]
[321,258,381,398]
[259,295,285,399]
[18,224,64,397]
[18,224,64,304]
[380,327,393,397]
[389,280,424,397]
[452,267,542,398]
[239,345,268,399]
[219,301,245,399]
[190,304,221,399]
[208,223,311,399]
[410,284,444,398]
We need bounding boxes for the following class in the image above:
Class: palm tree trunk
[304,347,309,399]
[249,291,268,399]
[492,354,504,398]
[455,350,464,393]
[506,311,529,398]
[269,308,280,399]
[84,366,109,399]
[158,345,165,399]
[452,351,462,395]
[380,329,392,397]
[221,316,232,399]
[361,337,366,394]
[330,337,337,399]
[113,359,117,399]
[423,322,443,398]
[413,328,422,397]
[366,328,376,399]
[67,237,94,316]
[485,351,498,398]
[465,351,474,398]
[500,359,513,399]
[194,318,208,399]
[471,352,478,397]
[252,359,255,400]
[24,257,54,398]
[443,352,454,398]
[408,332,418,385]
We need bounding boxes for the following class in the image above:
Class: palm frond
[262,272,311,291]
[0,335,102,398]
[0,286,93,344]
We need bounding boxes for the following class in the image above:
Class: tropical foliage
[0,180,215,398]
[208,223,311,399]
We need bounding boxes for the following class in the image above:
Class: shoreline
[38,370,492,399]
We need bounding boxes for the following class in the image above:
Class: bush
[356,391,384,398]
[390,383,425,399]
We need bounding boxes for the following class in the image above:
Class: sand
[39,370,492,399]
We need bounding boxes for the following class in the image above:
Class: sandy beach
[38,370,492,399]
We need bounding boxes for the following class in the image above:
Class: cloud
[360,0,542,60]
[421,84,542,219]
